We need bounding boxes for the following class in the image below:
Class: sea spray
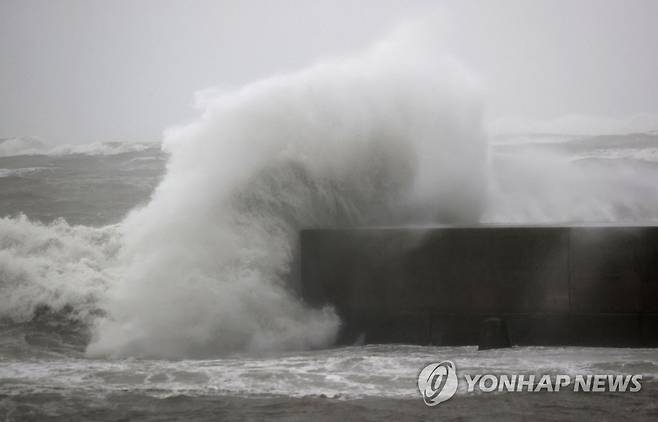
[486,142,658,223]
[86,33,487,358]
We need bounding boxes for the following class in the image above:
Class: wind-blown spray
[86,32,487,358]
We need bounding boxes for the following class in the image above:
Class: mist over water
[1,29,658,359]
[486,134,658,224]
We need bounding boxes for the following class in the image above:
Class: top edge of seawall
[300,223,658,232]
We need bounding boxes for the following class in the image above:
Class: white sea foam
[572,147,658,163]
[0,216,120,323]
[1,346,656,399]
[0,167,52,178]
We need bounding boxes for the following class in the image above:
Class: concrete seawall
[300,227,658,347]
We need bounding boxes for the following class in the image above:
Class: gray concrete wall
[300,227,658,347]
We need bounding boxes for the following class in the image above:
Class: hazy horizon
[2,0,658,144]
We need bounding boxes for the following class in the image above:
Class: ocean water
[1,134,658,420]
[0,141,165,225]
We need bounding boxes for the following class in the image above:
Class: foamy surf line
[1,346,657,400]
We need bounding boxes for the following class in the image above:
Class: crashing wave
[85,29,486,358]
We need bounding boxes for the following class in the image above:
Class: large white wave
[83,32,486,358]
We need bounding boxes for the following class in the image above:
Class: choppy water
[2,344,658,400]
[0,141,165,226]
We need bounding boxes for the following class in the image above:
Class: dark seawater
[0,144,166,226]
[1,137,658,420]
[3,387,658,422]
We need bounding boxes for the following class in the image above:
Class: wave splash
[81,34,486,358]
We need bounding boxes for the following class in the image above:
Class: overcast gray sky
[1,0,657,144]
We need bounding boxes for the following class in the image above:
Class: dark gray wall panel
[300,227,658,347]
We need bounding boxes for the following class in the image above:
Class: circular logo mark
[417,360,458,406]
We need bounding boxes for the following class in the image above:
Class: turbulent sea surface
[0,140,165,225]
[1,135,658,420]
